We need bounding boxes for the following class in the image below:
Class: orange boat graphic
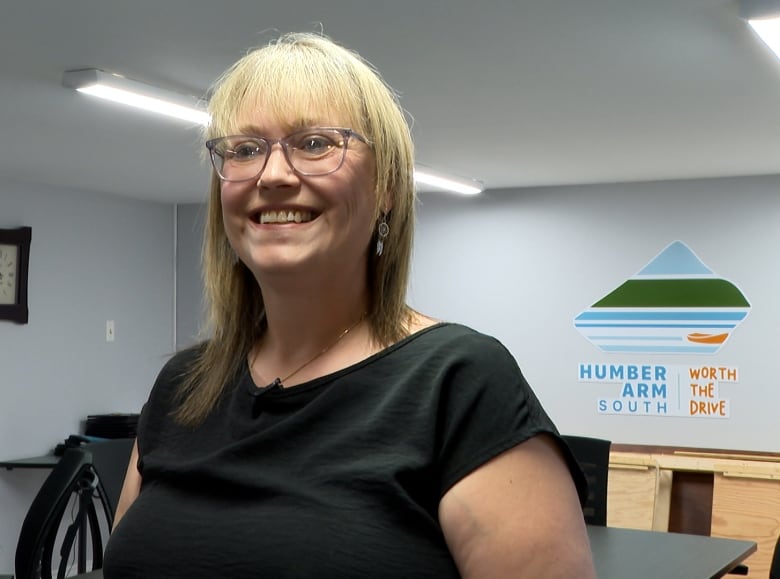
[687,332,729,344]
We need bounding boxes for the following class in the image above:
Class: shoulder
[143,343,207,411]
[406,322,521,375]
[397,323,543,439]
[136,343,208,457]
[389,322,528,403]
[410,325,562,490]
[153,343,206,387]
[408,321,511,353]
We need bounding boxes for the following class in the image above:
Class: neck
[250,285,370,386]
[248,259,371,386]
[251,309,368,389]
[259,270,369,350]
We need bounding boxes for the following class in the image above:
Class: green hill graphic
[592,279,751,308]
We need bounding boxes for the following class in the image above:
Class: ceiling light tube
[740,0,780,59]
[63,69,484,193]
[747,17,780,59]
[62,68,210,126]
[414,167,484,195]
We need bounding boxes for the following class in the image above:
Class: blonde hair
[175,32,416,425]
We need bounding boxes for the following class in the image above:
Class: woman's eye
[297,135,337,153]
[230,141,264,160]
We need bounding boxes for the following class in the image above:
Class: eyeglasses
[205,127,369,182]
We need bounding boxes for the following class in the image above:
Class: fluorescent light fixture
[414,167,484,195]
[748,17,780,58]
[740,0,780,59]
[62,68,210,126]
[63,69,483,194]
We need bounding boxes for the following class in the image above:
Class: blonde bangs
[207,42,368,139]
[205,33,414,217]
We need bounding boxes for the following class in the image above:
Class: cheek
[339,162,377,221]
[219,183,250,244]
[220,182,245,216]
[342,189,379,246]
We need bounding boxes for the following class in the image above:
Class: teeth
[259,210,312,224]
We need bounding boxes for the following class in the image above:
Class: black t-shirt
[103,323,585,578]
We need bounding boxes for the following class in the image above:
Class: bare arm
[112,439,142,531]
[439,434,595,579]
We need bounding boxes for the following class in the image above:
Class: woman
[103,32,595,578]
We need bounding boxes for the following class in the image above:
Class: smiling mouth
[256,210,314,224]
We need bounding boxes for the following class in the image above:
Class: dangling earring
[375,213,390,257]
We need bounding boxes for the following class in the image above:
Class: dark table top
[59,525,761,579]
[588,525,757,579]
[0,453,59,469]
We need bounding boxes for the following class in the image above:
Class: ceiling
[2,0,780,203]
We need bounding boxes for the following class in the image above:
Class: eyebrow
[235,118,337,136]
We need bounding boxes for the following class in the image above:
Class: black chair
[561,434,611,526]
[14,438,134,579]
[726,528,780,577]
[769,532,780,579]
[85,438,135,521]
[728,562,749,575]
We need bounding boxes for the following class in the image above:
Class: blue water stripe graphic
[575,311,747,321]
[575,323,736,329]
[599,345,719,353]
[588,336,683,341]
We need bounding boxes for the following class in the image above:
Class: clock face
[0,243,18,305]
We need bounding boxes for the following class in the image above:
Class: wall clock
[0,226,32,324]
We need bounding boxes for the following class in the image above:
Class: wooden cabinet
[607,453,669,530]
[711,472,780,578]
[608,447,780,578]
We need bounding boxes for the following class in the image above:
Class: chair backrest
[15,438,134,579]
[561,434,612,526]
[770,532,780,579]
[15,448,94,579]
[85,438,135,523]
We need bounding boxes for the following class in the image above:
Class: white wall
[0,182,175,573]
[410,174,779,452]
[175,203,206,348]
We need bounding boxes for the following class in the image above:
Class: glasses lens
[286,129,347,176]
[207,129,355,181]
[211,137,269,181]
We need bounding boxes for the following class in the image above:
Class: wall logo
[574,241,750,355]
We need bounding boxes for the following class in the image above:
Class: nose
[257,142,298,189]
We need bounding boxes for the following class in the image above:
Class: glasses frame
[205,127,369,182]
